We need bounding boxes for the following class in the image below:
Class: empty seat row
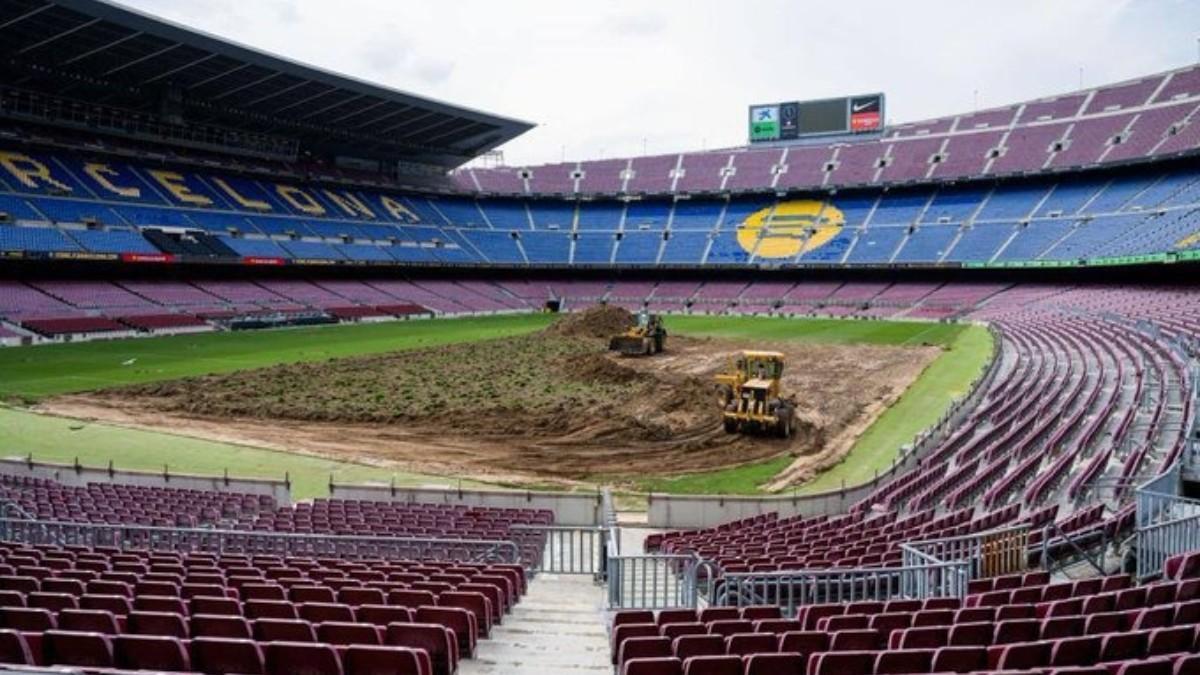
[0,628,433,675]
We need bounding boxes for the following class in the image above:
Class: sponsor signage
[749,93,885,143]
[120,252,175,264]
[850,95,883,132]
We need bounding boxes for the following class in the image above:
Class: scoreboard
[749,93,884,143]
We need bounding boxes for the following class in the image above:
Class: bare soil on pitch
[41,307,940,489]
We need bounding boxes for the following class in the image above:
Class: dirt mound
[45,322,942,490]
[545,305,634,340]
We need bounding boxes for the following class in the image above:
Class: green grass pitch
[0,312,992,498]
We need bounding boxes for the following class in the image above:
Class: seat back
[809,650,875,675]
[254,618,317,642]
[343,644,426,675]
[192,613,253,639]
[191,595,241,616]
[128,610,188,638]
[0,607,54,631]
[385,622,456,675]
[58,609,119,635]
[114,634,191,671]
[622,656,683,675]
[682,654,742,675]
[265,641,344,675]
[42,629,113,667]
[874,648,934,675]
[191,637,266,675]
[357,604,414,627]
[318,621,382,646]
[673,634,725,660]
[246,599,299,620]
[0,629,31,665]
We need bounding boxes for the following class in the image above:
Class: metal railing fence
[713,560,971,617]
[0,518,520,565]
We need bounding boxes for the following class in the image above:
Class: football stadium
[0,0,1199,673]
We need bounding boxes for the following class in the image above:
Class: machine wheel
[715,385,733,408]
[777,405,796,439]
[723,418,739,434]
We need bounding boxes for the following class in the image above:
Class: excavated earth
[41,307,941,489]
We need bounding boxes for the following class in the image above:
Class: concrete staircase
[460,573,610,675]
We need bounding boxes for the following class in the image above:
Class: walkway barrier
[512,524,605,576]
[606,553,716,610]
[900,524,1031,580]
[713,560,971,617]
[1136,466,1200,580]
[0,518,520,565]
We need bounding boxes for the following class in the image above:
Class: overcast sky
[124,0,1199,166]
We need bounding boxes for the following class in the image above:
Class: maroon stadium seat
[682,655,742,675]
[42,629,114,668]
[265,641,344,675]
[0,629,32,665]
[673,634,725,660]
[623,656,683,675]
[114,634,191,671]
[386,622,458,675]
[343,644,430,675]
[191,637,267,675]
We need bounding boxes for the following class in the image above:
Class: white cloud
[121,0,1198,165]
[603,11,667,37]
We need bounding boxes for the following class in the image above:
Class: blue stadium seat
[573,232,616,263]
[893,225,959,262]
[0,224,81,252]
[520,231,571,263]
[616,231,663,264]
[69,229,159,254]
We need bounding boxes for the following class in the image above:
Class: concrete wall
[0,457,292,505]
[647,324,1005,529]
[329,483,603,526]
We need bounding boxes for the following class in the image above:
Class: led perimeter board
[749,93,884,142]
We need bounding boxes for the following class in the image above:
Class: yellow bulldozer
[608,310,667,356]
[714,350,797,438]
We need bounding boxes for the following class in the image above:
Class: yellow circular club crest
[735,200,846,258]
[1176,232,1200,250]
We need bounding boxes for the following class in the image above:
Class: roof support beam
[17,17,101,54]
[186,62,249,90]
[326,99,388,125]
[353,105,415,131]
[240,78,307,106]
[59,30,142,65]
[207,71,281,101]
[393,115,459,140]
[140,52,219,85]
[379,110,438,135]
[103,42,181,76]
[425,121,488,145]
[271,86,338,115]
[296,94,366,121]
[0,3,53,30]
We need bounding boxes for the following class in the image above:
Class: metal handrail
[1040,522,1107,576]
[713,560,971,616]
[510,524,605,576]
[0,518,520,565]
[607,552,704,610]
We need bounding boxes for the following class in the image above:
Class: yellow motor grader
[714,350,797,437]
[608,310,667,356]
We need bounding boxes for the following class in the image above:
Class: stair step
[458,574,610,675]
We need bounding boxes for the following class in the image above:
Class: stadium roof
[0,0,535,167]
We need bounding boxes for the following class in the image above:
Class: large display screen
[749,93,884,142]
